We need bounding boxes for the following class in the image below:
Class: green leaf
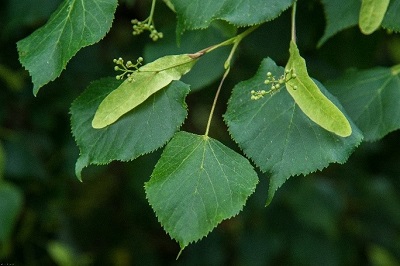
[92,54,199,129]
[145,131,258,249]
[325,65,400,141]
[17,0,118,95]
[224,58,363,204]
[318,0,360,47]
[170,0,293,35]
[382,0,400,32]
[285,41,352,137]
[70,78,190,180]
[0,182,23,242]
[359,0,390,35]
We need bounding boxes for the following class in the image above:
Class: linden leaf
[326,65,400,141]
[17,0,118,95]
[285,41,352,137]
[145,131,258,249]
[382,0,400,32]
[170,0,293,35]
[224,58,363,204]
[92,54,199,129]
[71,78,190,180]
[318,0,360,47]
[359,0,390,35]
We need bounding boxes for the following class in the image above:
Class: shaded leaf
[170,0,293,35]
[92,54,199,129]
[17,0,118,95]
[319,0,400,46]
[0,182,23,242]
[224,58,363,203]
[382,0,400,32]
[326,65,400,141]
[359,0,390,35]
[285,41,351,137]
[145,131,258,249]
[318,0,360,47]
[71,78,190,180]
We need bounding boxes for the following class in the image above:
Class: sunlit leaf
[359,0,390,35]
[92,54,199,129]
[224,58,363,204]
[326,65,400,141]
[145,131,258,249]
[285,41,352,137]
[170,0,293,35]
[17,0,118,95]
[71,78,190,180]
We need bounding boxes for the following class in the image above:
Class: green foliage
[285,41,352,137]
[359,0,390,35]
[224,58,363,203]
[92,54,198,128]
[71,78,190,180]
[318,0,400,46]
[16,0,118,94]
[145,131,258,249]
[326,65,400,141]
[171,0,294,34]
[9,0,400,259]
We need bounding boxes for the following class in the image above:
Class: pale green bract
[145,131,258,249]
[17,0,118,95]
[92,54,200,129]
[359,0,390,35]
[285,41,352,137]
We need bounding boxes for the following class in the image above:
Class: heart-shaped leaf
[17,0,118,94]
[71,78,190,180]
[225,58,363,203]
[145,131,258,249]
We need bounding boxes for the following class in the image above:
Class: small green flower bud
[267,72,272,77]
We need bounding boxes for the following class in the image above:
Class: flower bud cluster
[113,57,144,82]
[132,19,163,41]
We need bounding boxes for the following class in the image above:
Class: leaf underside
[170,0,294,35]
[145,131,258,249]
[70,78,190,180]
[224,58,363,204]
[326,65,400,142]
[17,0,118,95]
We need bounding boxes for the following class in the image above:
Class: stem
[291,1,297,43]
[200,25,260,55]
[204,67,230,136]
[203,25,259,136]
[148,0,157,24]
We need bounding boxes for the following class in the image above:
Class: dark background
[1,0,400,265]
